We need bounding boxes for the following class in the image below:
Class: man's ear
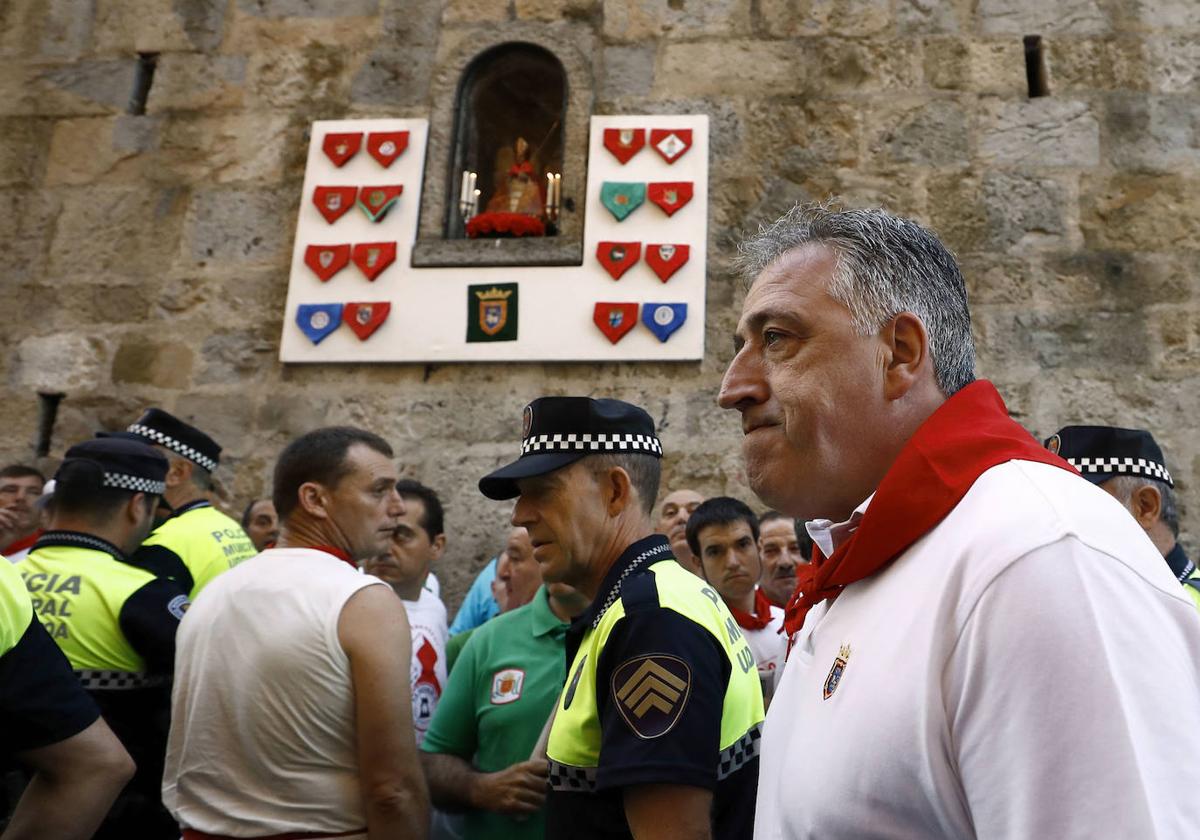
[881,312,930,402]
[430,533,447,562]
[1129,484,1163,530]
[125,493,150,527]
[602,466,635,517]
[165,457,191,489]
[297,482,330,519]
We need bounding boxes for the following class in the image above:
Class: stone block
[959,253,1036,306]
[598,44,656,101]
[760,0,892,37]
[928,170,1071,253]
[975,310,1148,373]
[1046,37,1149,93]
[48,186,188,280]
[1127,0,1200,31]
[1146,35,1200,94]
[1104,94,1200,172]
[604,0,751,42]
[195,328,276,385]
[1081,173,1200,251]
[11,333,112,393]
[147,54,246,112]
[172,392,258,456]
[45,116,161,186]
[92,0,209,53]
[238,0,380,17]
[442,0,510,24]
[111,337,194,388]
[186,187,294,266]
[977,0,1109,35]
[0,117,52,186]
[895,0,969,33]
[0,0,43,58]
[0,189,62,284]
[157,113,293,184]
[656,40,802,96]
[976,98,1100,168]
[247,40,355,110]
[37,0,95,59]
[804,37,924,93]
[866,99,969,167]
[380,0,442,45]
[1042,251,1194,310]
[742,98,862,173]
[350,45,434,107]
[0,60,136,117]
[515,0,598,21]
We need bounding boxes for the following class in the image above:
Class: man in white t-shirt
[685,496,785,704]
[363,479,450,745]
[718,203,1200,839]
[163,426,429,840]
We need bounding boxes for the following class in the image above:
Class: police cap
[479,397,663,500]
[117,407,221,472]
[57,437,169,496]
[1045,425,1173,488]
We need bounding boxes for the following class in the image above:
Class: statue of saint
[485,136,544,216]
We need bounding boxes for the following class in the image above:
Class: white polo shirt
[741,597,786,697]
[755,460,1200,839]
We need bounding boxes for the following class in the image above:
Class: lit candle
[459,171,469,204]
[468,171,477,200]
[472,188,480,217]
[553,173,561,207]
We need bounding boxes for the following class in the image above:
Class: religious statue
[485,136,544,216]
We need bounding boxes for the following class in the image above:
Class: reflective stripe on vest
[20,544,156,674]
[546,559,765,789]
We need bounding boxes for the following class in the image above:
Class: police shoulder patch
[611,653,690,739]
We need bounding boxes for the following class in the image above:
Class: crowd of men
[2,203,1200,839]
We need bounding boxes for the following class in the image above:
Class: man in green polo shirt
[420,580,588,839]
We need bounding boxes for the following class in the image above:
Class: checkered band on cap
[127,423,218,471]
[547,759,598,792]
[102,472,166,495]
[521,432,663,456]
[1068,456,1173,486]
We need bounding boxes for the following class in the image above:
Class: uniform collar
[167,498,212,519]
[573,534,673,633]
[529,585,569,638]
[33,529,127,563]
[1164,542,1194,583]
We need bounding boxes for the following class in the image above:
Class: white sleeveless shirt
[163,547,383,837]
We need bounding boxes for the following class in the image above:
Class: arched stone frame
[412,25,595,268]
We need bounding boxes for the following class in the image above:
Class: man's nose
[388,489,406,517]
[718,347,769,411]
[511,496,534,528]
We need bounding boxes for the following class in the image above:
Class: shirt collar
[806,493,875,558]
[572,534,673,633]
[529,585,569,638]
[33,529,128,563]
[1164,542,1195,583]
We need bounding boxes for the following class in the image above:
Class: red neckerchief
[308,544,357,571]
[784,381,1075,639]
[729,587,775,631]
[2,528,42,557]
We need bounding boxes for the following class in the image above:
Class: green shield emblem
[600,181,646,222]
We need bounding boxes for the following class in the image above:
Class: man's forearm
[420,751,486,811]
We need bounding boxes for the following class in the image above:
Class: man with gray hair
[719,202,1200,838]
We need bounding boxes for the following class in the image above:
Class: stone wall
[2,0,1197,608]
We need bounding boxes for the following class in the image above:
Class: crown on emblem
[475,286,513,301]
[838,644,852,660]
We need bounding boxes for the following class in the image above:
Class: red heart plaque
[351,242,397,281]
[593,302,639,345]
[304,244,351,282]
[644,243,690,282]
[343,301,391,341]
[596,241,641,280]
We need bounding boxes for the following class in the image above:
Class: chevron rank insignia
[596,241,641,280]
[366,131,408,167]
[603,127,644,164]
[351,241,396,280]
[642,303,687,343]
[296,303,343,345]
[304,244,351,282]
[358,185,403,222]
[650,128,692,164]
[594,302,638,344]
[313,186,357,224]
[343,301,390,340]
[644,243,689,282]
[648,181,693,217]
[322,132,361,167]
[612,654,691,739]
[600,181,646,222]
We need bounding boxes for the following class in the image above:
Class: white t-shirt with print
[402,587,449,746]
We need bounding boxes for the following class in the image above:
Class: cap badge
[1046,434,1061,455]
[522,404,533,440]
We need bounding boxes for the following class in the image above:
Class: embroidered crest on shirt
[491,668,525,705]
[823,644,851,700]
[612,654,691,739]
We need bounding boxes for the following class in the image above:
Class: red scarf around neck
[2,529,42,557]
[309,544,357,571]
[784,381,1075,638]
[729,587,776,631]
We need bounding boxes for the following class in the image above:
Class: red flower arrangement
[466,212,546,239]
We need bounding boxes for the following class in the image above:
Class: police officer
[479,397,764,840]
[118,408,256,598]
[20,438,190,839]
[1046,425,1200,610]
